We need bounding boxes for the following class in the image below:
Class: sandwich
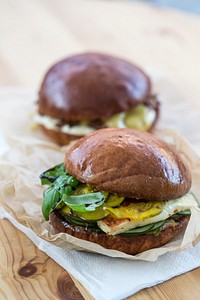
[40,128,198,255]
[35,53,159,145]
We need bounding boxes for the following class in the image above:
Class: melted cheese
[97,193,198,235]
[33,104,156,136]
[33,114,94,136]
[61,124,94,135]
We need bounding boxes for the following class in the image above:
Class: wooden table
[1,0,200,299]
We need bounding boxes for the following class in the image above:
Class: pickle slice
[72,184,96,195]
[124,105,155,131]
[105,104,156,131]
[74,193,124,220]
[105,112,125,128]
[107,201,162,220]
[105,194,124,207]
[59,184,125,221]
[76,206,109,221]
[60,204,108,221]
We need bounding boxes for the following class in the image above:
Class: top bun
[38,53,151,121]
[65,128,191,201]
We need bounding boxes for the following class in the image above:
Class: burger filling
[40,163,198,236]
[34,103,156,135]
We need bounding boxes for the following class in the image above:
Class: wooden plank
[0,219,85,300]
[132,268,200,300]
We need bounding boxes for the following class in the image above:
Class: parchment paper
[0,88,200,261]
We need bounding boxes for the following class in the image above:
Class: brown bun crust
[65,128,191,201]
[38,124,79,145]
[38,52,152,121]
[50,211,190,255]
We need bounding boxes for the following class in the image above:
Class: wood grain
[0,0,200,299]
[131,268,200,300]
[0,219,85,300]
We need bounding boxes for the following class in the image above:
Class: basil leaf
[40,177,53,186]
[40,163,104,219]
[40,163,68,186]
[68,176,80,187]
[62,192,105,212]
[54,175,69,188]
[54,174,80,189]
[59,185,73,196]
[42,187,60,221]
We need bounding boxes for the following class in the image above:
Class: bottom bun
[50,211,189,255]
[38,125,80,145]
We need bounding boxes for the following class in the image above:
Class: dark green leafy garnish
[40,163,192,237]
[40,163,69,186]
[169,210,191,221]
[120,211,191,236]
[62,214,101,231]
[42,188,61,221]
[60,210,191,236]
[40,163,106,220]
[120,220,167,236]
[62,192,106,212]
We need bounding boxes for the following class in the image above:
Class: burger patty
[50,210,189,255]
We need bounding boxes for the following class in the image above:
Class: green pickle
[75,206,109,221]
[60,201,109,221]
[72,184,96,195]
[60,185,125,221]
[76,194,124,221]
[125,105,149,131]
[106,112,124,128]
[105,104,154,131]
[61,206,71,214]
[105,194,124,207]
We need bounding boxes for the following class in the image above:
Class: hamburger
[40,128,197,255]
[35,53,159,145]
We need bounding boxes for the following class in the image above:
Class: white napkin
[0,206,200,300]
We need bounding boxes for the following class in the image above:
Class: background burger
[40,128,198,255]
[35,53,159,145]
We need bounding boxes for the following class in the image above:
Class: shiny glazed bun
[38,53,152,121]
[35,53,160,145]
[65,128,191,201]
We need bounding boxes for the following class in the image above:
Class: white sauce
[33,104,156,136]
[33,114,94,136]
[97,193,198,235]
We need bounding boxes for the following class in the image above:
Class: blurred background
[138,0,200,14]
[1,0,200,88]
[0,0,200,157]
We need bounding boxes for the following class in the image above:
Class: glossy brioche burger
[35,53,159,145]
[40,129,197,255]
